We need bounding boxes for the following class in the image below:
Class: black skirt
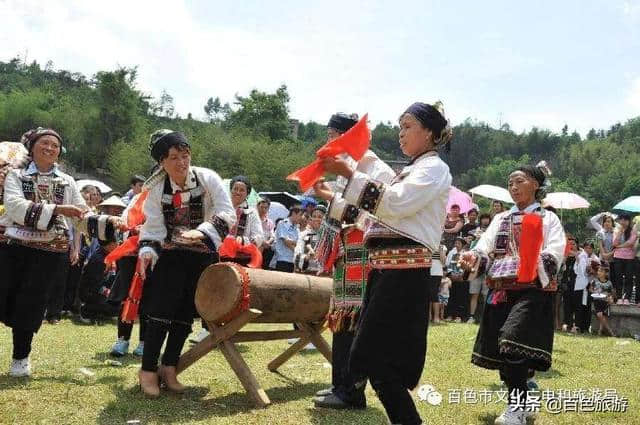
[471,288,554,372]
[0,243,68,332]
[593,299,610,316]
[108,256,137,304]
[349,268,436,390]
[141,249,215,324]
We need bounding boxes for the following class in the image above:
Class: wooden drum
[195,262,333,325]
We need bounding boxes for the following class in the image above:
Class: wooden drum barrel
[195,262,333,325]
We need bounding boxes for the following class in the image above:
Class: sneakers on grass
[494,405,526,425]
[132,342,144,356]
[9,358,31,377]
[110,338,129,357]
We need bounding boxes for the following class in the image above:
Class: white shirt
[138,166,236,260]
[2,162,85,231]
[333,151,451,254]
[473,202,566,287]
[574,250,600,291]
[233,206,264,248]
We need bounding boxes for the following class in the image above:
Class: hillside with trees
[2,58,639,237]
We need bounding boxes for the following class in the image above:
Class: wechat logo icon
[417,384,442,406]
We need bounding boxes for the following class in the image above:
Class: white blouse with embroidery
[330,152,451,254]
[138,166,236,260]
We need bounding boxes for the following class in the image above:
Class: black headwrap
[403,103,447,139]
[513,161,552,201]
[21,127,63,155]
[327,113,358,133]
[230,175,252,195]
[149,130,190,162]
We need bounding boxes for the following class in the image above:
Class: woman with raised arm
[320,102,452,425]
[459,162,565,425]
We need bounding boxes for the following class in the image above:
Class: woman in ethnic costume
[136,130,235,397]
[320,103,452,425]
[460,163,566,425]
[0,128,121,377]
[312,112,395,410]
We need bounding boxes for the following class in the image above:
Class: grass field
[0,319,638,425]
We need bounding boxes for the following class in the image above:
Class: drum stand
[176,308,332,408]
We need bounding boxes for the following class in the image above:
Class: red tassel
[517,213,543,283]
[287,114,370,191]
[218,236,263,268]
[121,259,145,323]
[127,191,148,228]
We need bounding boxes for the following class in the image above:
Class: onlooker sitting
[78,239,120,322]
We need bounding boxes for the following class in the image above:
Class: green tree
[225,85,291,140]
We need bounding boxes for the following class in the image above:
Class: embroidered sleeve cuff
[328,197,361,224]
[37,204,56,231]
[538,253,558,288]
[344,171,386,215]
[23,202,41,229]
[197,215,229,249]
[343,171,369,205]
[86,215,116,241]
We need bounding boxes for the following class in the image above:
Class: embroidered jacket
[138,166,236,261]
[473,202,566,288]
[330,151,451,254]
[231,204,264,248]
[1,162,116,252]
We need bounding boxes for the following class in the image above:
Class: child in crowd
[436,275,451,323]
[589,265,615,336]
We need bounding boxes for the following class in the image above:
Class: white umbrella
[543,192,590,210]
[267,201,289,223]
[469,184,513,204]
[76,179,112,194]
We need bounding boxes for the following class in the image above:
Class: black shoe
[314,393,365,410]
[315,387,334,397]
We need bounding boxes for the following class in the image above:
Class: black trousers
[0,244,67,332]
[45,255,71,321]
[63,261,84,313]
[499,359,529,406]
[332,331,366,407]
[118,316,146,342]
[350,268,435,425]
[275,261,294,273]
[613,258,635,300]
[12,328,34,360]
[141,249,214,372]
[446,279,469,320]
[563,289,582,328]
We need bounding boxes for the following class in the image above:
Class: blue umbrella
[612,196,640,213]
